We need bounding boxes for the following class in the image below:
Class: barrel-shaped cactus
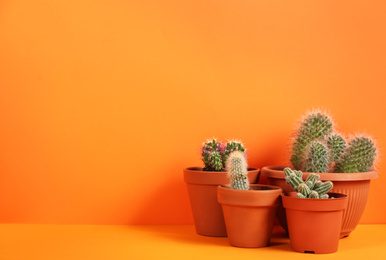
[226,151,249,190]
[335,136,377,173]
[284,168,333,199]
[290,111,334,170]
[327,134,346,163]
[303,141,330,173]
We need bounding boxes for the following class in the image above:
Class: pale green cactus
[226,151,249,190]
[284,168,333,199]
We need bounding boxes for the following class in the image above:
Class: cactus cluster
[284,168,333,199]
[202,139,245,171]
[226,151,249,190]
[290,111,377,173]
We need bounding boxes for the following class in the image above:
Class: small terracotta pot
[261,165,378,238]
[282,192,348,254]
[217,184,282,247]
[184,167,259,237]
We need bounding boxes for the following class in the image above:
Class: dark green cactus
[327,134,346,162]
[284,168,333,199]
[221,141,245,166]
[202,139,224,171]
[226,151,249,190]
[303,141,330,173]
[202,139,246,172]
[335,136,377,173]
[291,111,333,170]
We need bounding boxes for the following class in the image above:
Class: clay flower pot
[217,184,282,247]
[183,167,259,237]
[261,165,378,238]
[282,192,348,254]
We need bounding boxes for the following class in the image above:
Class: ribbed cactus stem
[305,173,320,189]
[320,194,329,199]
[327,134,346,162]
[291,111,333,170]
[303,141,330,173]
[335,136,377,173]
[309,190,320,199]
[314,181,333,195]
[296,193,306,198]
[284,168,303,191]
[226,151,249,190]
[297,183,311,197]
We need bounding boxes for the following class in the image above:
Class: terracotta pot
[261,165,378,238]
[217,184,282,247]
[282,192,348,254]
[183,167,259,237]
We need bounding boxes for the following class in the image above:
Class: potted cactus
[217,151,282,248]
[261,110,378,237]
[183,139,259,237]
[282,168,348,254]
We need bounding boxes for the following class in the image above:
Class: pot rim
[184,167,259,185]
[282,192,348,212]
[217,184,282,207]
[184,167,259,172]
[261,165,378,181]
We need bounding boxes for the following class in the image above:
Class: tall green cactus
[335,136,377,173]
[290,111,333,170]
[226,151,249,190]
[303,141,330,173]
[284,168,333,199]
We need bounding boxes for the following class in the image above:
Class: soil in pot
[282,192,348,254]
[184,167,259,237]
[217,184,282,247]
[261,165,377,238]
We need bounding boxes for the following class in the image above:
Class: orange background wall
[0,0,385,224]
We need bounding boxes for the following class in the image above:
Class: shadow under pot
[183,167,259,237]
[217,184,282,247]
[282,192,348,254]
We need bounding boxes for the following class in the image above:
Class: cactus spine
[201,139,246,172]
[335,136,377,173]
[226,151,249,190]
[284,168,333,199]
[290,112,333,170]
[303,141,330,173]
[290,111,378,173]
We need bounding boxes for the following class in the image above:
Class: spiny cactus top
[284,168,333,199]
[226,151,249,190]
[290,110,378,173]
[291,111,333,170]
[335,136,377,173]
[201,139,245,172]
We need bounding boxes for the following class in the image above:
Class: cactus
[290,111,377,173]
[303,141,330,173]
[335,136,377,173]
[202,139,246,172]
[226,151,249,190]
[284,168,333,199]
[221,140,245,166]
[327,134,346,163]
[202,139,224,171]
[291,111,334,171]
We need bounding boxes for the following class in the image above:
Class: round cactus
[291,111,333,171]
[334,136,377,173]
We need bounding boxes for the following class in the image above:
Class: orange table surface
[0,224,385,259]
